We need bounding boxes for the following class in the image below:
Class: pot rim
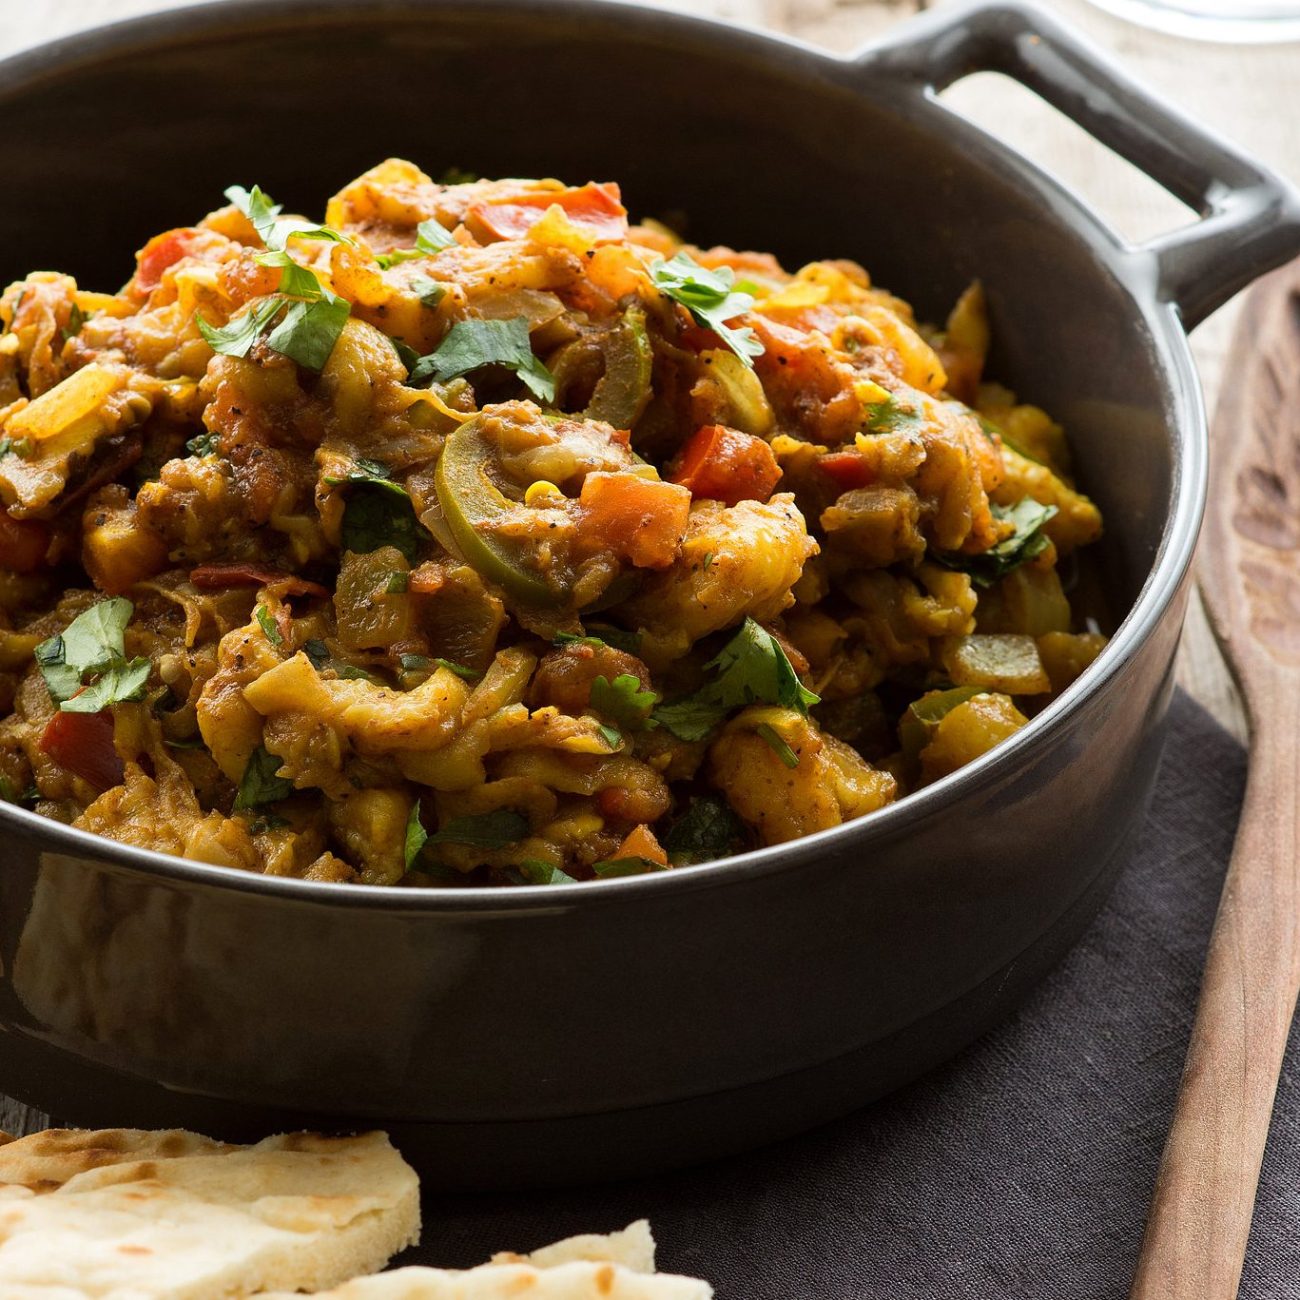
[0,0,1208,912]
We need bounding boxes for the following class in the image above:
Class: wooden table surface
[0,0,1293,1136]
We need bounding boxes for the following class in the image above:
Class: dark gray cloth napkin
[408,689,1300,1299]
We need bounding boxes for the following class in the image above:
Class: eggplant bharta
[0,161,1105,886]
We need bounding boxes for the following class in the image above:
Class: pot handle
[858,0,1300,330]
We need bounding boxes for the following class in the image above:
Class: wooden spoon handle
[1130,700,1300,1300]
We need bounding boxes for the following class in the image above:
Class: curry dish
[0,162,1105,886]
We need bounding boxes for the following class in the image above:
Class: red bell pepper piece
[470,183,627,243]
[817,450,875,491]
[189,563,328,599]
[40,706,124,792]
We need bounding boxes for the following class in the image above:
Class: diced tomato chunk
[40,707,124,792]
[817,451,875,491]
[189,563,328,599]
[0,512,50,573]
[669,425,782,506]
[470,183,627,243]
[134,228,201,292]
[577,472,690,569]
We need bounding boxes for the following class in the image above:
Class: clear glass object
[1083,0,1300,41]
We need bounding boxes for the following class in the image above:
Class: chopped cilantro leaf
[196,298,283,359]
[664,796,745,866]
[596,722,623,751]
[518,859,577,885]
[233,744,293,809]
[756,722,799,768]
[589,674,658,732]
[935,498,1058,588]
[652,617,818,740]
[303,638,330,669]
[433,658,482,680]
[255,605,283,647]
[650,251,763,368]
[324,459,408,497]
[650,695,727,743]
[60,659,152,713]
[340,485,422,562]
[863,395,924,437]
[0,775,35,806]
[0,436,33,459]
[409,317,555,403]
[35,598,152,712]
[389,336,421,371]
[426,809,529,849]
[225,184,351,252]
[404,800,428,872]
[333,663,383,682]
[61,303,86,341]
[706,618,819,714]
[263,294,351,371]
[410,275,447,309]
[384,571,409,594]
[186,430,219,457]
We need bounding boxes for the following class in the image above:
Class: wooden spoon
[1131,257,1300,1300]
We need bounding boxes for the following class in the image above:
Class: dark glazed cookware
[0,0,1296,1189]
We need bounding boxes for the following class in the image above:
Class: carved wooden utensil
[1131,257,1300,1300]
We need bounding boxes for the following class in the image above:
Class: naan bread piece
[260,1221,712,1299]
[494,1219,656,1271]
[0,1128,419,1297]
[260,1261,712,1299]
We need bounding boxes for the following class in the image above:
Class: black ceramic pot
[0,0,1295,1190]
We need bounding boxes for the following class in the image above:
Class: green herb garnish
[664,796,745,866]
[650,251,763,368]
[404,801,428,872]
[756,722,799,768]
[303,638,330,670]
[433,657,482,680]
[409,317,555,403]
[0,435,33,459]
[425,808,529,849]
[652,617,818,741]
[935,498,1058,588]
[186,430,219,457]
[234,744,293,809]
[589,674,658,732]
[863,394,925,437]
[197,184,351,371]
[340,485,422,563]
[61,303,86,341]
[410,275,447,309]
[517,859,577,885]
[255,605,283,647]
[34,598,152,712]
[324,458,408,497]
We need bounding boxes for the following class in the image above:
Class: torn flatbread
[0,1128,419,1297]
[261,1220,712,1299]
